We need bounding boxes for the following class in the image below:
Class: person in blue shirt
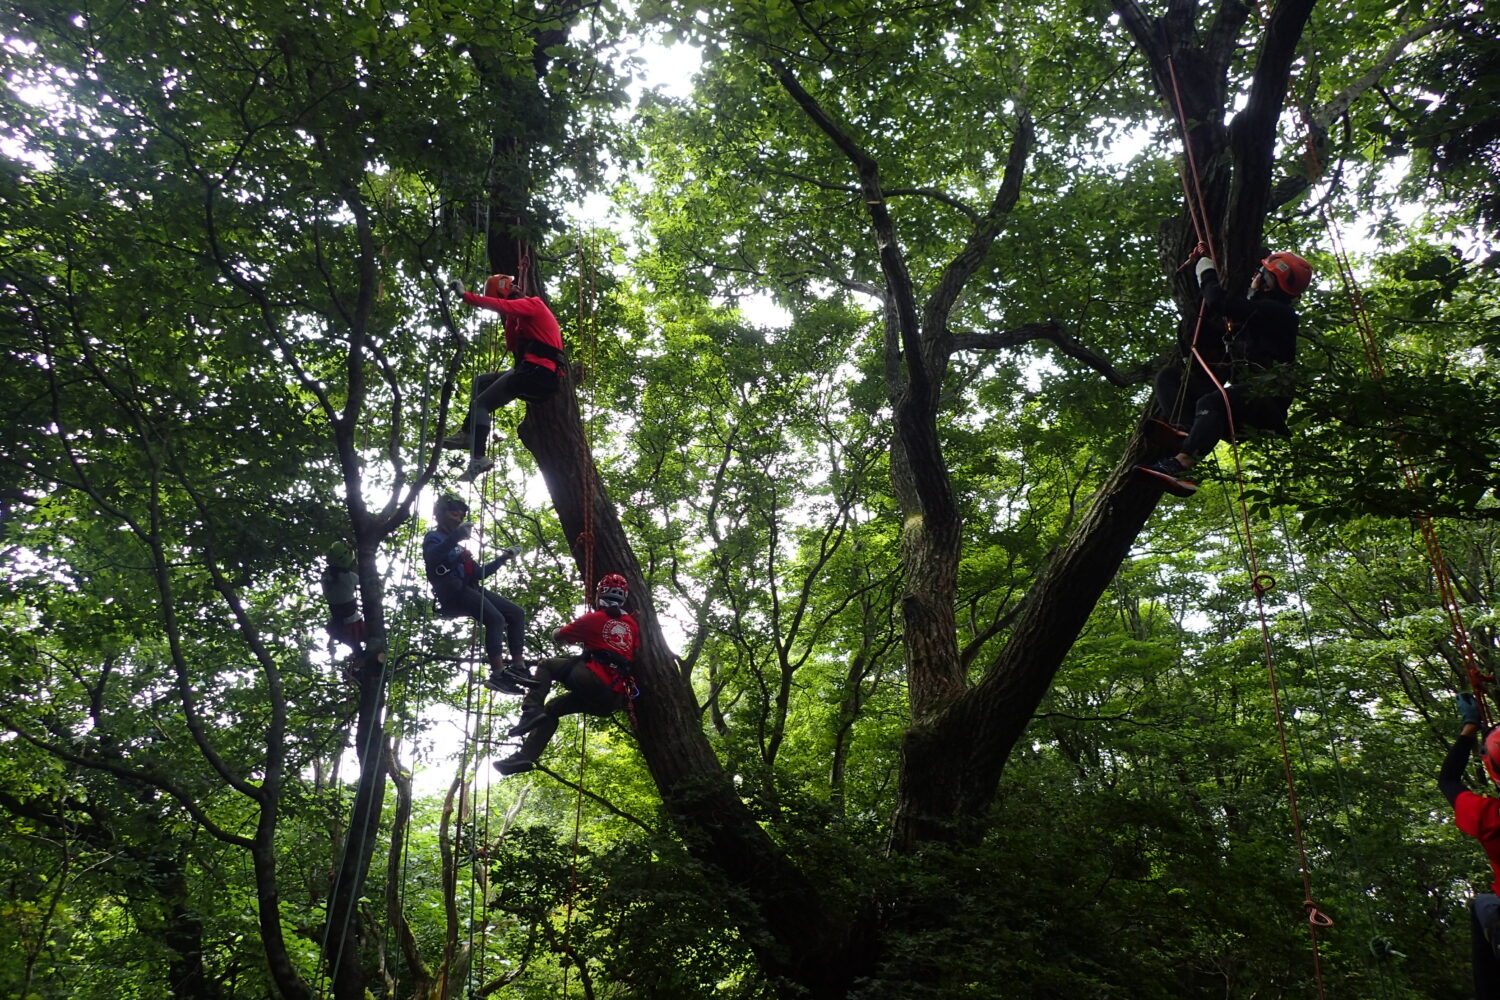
[423,493,536,694]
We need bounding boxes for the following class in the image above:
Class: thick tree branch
[949,322,1151,387]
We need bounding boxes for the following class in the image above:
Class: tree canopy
[1,0,1497,997]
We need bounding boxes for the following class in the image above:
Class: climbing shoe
[494,754,535,776]
[484,672,526,695]
[458,455,495,483]
[1135,456,1198,498]
[1144,417,1189,452]
[484,662,540,694]
[509,707,547,738]
[441,431,470,451]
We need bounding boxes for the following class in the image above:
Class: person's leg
[443,372,500,450]
[469,368,526,460]
[1238,393,1293,438]
[1472,894,1500,998]
[477,589,526,663]
[501,660,624,772]
[1181,384,1236,460]
[1153,365,1192,429]
[439,585,491,652]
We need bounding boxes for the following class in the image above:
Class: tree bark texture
[519,377,874,995]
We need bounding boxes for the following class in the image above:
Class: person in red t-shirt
[445,273,566,482]
[495,573,640,776]
[1440,693,1500,998]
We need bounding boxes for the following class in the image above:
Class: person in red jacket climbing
[1441,693,1500,999]
[1137,246,1312,498]
[445,273,565,482]
[495,573,640,776]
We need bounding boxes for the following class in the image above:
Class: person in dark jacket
[444,274,565,482]
[495,573,640,776]
[1137,248,1312,498]
[1441,693,1500,999]
[423,493,536,694]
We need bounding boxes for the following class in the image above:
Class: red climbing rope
[1290,107,1494,723]
[575,233,598,605]
[1166,56,1220,268]
[1165,55,1332,999]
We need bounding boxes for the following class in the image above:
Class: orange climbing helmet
[1259,251,1313,298]
[597,573,628,609]
[484,273,517,299]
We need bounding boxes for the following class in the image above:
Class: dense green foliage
[1,0,1498,997]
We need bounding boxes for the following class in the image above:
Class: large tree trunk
[893,436,1163,847]
[888,0,1319,849]
[519,378,873,996]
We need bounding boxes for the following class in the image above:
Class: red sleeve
[459,293,562,357]
[555,611,601,648]
[1455,790,1500,839]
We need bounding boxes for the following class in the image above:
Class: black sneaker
[501,662,542,688]
[440,431,470,451]
[484,672,526,695]
[494,755,534,776]
[1135,457,1198,498]
[509,708,547,738]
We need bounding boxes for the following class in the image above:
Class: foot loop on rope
[1251,573,1276,598]
[1304,899,1334,928]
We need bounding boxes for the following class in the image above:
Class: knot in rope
[1304,899,1334,929]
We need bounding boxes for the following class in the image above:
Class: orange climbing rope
[1289,100,1495,724]
[1165,54,1332,998]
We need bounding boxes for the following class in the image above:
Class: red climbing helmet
[484,273,517,299]
[1483,729,1500,786]
[597,573,628,609]
[1259,251,1313,298]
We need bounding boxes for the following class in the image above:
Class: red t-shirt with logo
[1455,790,1500,894]
[556,610,639,664]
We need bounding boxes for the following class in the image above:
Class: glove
[1458,692,1483,727]
[447,279,464,295]
[1194,256,1218,287]
[452,521,472,541]
[503,546,520,561]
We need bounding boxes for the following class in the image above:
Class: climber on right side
[1136,245,1312,498]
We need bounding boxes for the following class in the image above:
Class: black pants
[514,656,627,762]
[1474,894,1500,999]
[437,584,525,665]
[1154,364,1289,460]
[467,363,558,458]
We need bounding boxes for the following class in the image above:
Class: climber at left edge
[423,493,538,694]
[321,540,371,681]
[444,273,566,483]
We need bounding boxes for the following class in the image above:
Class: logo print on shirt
[601,618,633,655]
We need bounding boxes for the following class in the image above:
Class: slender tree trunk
[324,677,387,1000]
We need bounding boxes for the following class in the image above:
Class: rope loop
[1251,573,1276,598]
[573,528,595,557]
[1305,899,1334,929]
